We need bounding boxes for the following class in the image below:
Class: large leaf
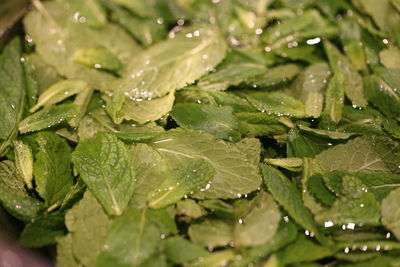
[33,132,74,206]
[106,26,226,122]
[72,132,136,215]
[0,39,26,156]
[314,135,400,174]
[23,1,140,91]
[234,192,281,247]
[96,208,163,267]
[65,191,111,266]
[171,103,241,141]
[149,129,262,199]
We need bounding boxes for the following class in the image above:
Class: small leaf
[13,140,34,189]
[148,158,215,209]
[188,219,234,247]
[72,132,136,215]
[323,73,345,124]
[19,103,78,134]
[165,236,210,264]
[30,80,89,113]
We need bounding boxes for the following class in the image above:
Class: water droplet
[324,221,334,228]
[238,219,243,224]
[160,234,166,239]
[157,17,164,24]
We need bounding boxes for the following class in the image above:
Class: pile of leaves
[0,0,400,266]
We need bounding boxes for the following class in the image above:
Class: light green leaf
[33,132,74,206]
[323,73,345,124]
[107,26,226,121]
[0,160,44,222]
[19,103,78,134]
[314,135,400,174]
[13,140,34,190]
[24,1,140,91]
[176,199,207,219]
[73,47,122,72]
[235,112,288,137]
[56,234,79,267]
[291,63,331,118]
[261,164,326,243]
[148,158,215,209]
[264,157,303,172]
[129,143,169,209]
[381,188,400,240]
[324,40,367,107]
[72,132,136,215]
[234,192,281,247]
[188,219,234,247]
[171,103,241,141]
[30,80,90,113]
[246,91,307,118]
[96,208,163,267]
[276,236,334,265]
[107,91,175,124]
[298,125,354,140]
[165,236,210,264]
[248,64,301,89]
[0,39,26,156]
[149,129,262,199]
[65,191,111,266]
[65,0,107,28]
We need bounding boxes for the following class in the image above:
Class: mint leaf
[33,132,74,206]
[381,188,400,240]
[19,103,78,134]
[65,191,111,266]
[150,129,262,199]
[261,164,326,243]
[0,39,27,156]
[165,236,209,264]
[13,140,34,190]
[189,219,234,247]
[148,158,215,209]
[72,132,135,215]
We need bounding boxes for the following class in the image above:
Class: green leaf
[30,80,90,113]
[164,236,210,264]
[65,0,107,28]
[188,218,234,247]
[23,1,140,91]
[0,160,44,222]
[324,40,367,107]
[264,157,303,172]
[291,63,331,118]
[298,125,354,140]
[0,38,26,156]
[96,208,163,267]
[56,234,79,267]
[322,73,345,124]
[315,175,381,225]
[107,26,226,122]
[19,212,65,248]
[276,236,335,265]
[13,140,34,190]
[65,191,111,266]
[19,103,78,134]
[364,71,400,120]
[148,158,215,209]
[186,250,236,267]
[176,199,207,220]
[236,112,288,137]
[171,103,241,141]
[129,143,169,209]
[149,129,262,199]
[106,91,175,124]
[381,188,400,240]
[246,91,307,118]
[33,132,74,206]
[72,132,136,215]
[73,47,123,72]
[261,164,326,243]
[314,135,400,174]
[248,64,301,89]
[234,192,281,247]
